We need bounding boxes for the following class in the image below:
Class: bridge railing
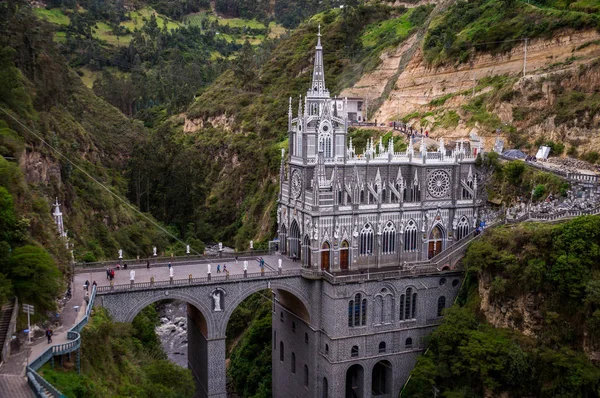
[95,269,304,294]
[27,285,97,397]
[74,250,272,270]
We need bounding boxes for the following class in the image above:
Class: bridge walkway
[77,254,300,291]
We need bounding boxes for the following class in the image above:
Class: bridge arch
[120,290,215,337]
[217,280,311,337]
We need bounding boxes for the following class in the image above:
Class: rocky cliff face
[478,273,543,337]
[344,26,600,150]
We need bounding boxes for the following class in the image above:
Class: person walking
[106,268,110,280]
[146,260,150,269]
[168,263,172,270]
[217,264,221,273]
[84,280,89,291]
[46,328,53,344]
[223,265,227,273]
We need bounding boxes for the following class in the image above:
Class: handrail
[27,285,97,397]
[74,250,272,270]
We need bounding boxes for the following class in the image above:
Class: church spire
[310,25,327,95]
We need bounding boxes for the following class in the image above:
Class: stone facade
[97,269,461,398]
[277,29,482,272]
[272,272,462,398]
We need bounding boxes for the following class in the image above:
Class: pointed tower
[288,97,293,131]
[311,25,327,95]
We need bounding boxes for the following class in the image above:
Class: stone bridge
[92,266,318,398]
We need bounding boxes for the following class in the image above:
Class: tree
[8,245,61,314]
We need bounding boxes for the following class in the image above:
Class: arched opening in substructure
[372,360,392,397]
[129,299,209,397]
[346,364,365,398]
[226,287,311,397]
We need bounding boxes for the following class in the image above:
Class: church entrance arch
[290,220,301,261]
[345,364,364,398]
[428,224,444,259]
[302,235,312,268]
[371,360,392,397]
[340,240,349,270]
[321,242,331,271]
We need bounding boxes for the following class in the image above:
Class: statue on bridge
[212,291,222,312]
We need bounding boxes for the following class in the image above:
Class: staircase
[0,301,15,362]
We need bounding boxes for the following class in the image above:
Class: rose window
[427,170,450,198]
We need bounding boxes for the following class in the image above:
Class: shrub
[581,151,600,164]
[504,161,525,184]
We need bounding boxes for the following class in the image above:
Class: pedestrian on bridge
[168,263,172,270]
[46,328,53,344]
[217,264,221,273]
[146,260,150,269]
[223,265,227,273]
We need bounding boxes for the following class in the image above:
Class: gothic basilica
[277,28,483,273]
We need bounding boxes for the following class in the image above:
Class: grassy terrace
[35,6,283,49]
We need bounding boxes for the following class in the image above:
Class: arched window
[405,338,413,349]
[382,221,396,254]
[349,293,367,327]
[290,220,301,260]
[404,287,412,320]
[304,365,309,387]
[359,223,374,256]
[292,321,296,332]
[404,220,418,252]
[323,377,328,398]
[296,130,302,157]
[456,217,469,240]
[400,287,417,320]
[280,341,284,362]
[280,311,284,322]
[360,189,365,203]
[291,352,296,374]
[351,345,359,357]
[462,173,474,199]
[378,341,386,353]
[305,333,309,344]
[399,294,405,320]
[318,133,332,157]
[437,296,446,317]
[325,344,329,355]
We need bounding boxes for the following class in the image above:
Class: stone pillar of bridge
[187,304,227,398]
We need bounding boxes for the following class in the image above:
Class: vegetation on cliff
[41,306,195,398]
[0,2,172,267]
[406,216,600,397]
[423,0,600,66]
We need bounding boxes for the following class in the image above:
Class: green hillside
[405,216,600,397]
[0,3,173,311]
